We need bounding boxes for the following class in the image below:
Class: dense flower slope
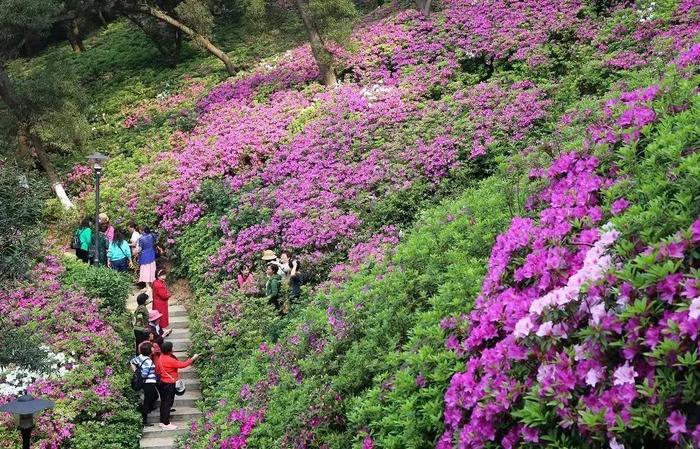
[94,0,700,448]
[0,258,139,449]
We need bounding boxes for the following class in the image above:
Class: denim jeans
[111,257,129,272]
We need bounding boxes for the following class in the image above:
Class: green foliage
[59,257,131,315]
[70,409,142,449]
[188,176,513,448]
[606,72,700,245]
[176,0,216,36]
[241,0,358,43]
[172,213,223,292]
[0,0,63,52]
[0,163,48,280]
[0,322,50,371]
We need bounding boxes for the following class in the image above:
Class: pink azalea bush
[437,77,700,449]
[0,257,137,448]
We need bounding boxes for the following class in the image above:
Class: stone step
[166,338,190,350]
[142,423,190,438]
[140,378,200,390]
[173,351,190,359]
[155,391,202,408]
[168,310,190,329]
[168,328,191,339]
[140,435,177,449]
[179,368,198,381]
[147,406,200,424]
[168,310,188,322]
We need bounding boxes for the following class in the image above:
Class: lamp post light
[86,152,109,266]
[0,394,54,449]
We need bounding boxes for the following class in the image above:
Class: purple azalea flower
[610,198,630,215]
[613,363,638,386]
[657,273,684,302]
[667,411,687,442]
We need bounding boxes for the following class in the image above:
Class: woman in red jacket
[152,269,171,329]
[156,341,200,430]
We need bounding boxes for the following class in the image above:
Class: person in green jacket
[133,293,150,353]
[265,263,283,310]
[74,219,92,263]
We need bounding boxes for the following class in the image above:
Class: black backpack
[70,229,81,250]
[131,359,147,391]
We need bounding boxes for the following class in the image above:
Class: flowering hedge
[439,75,700,448]
[0,257,139,449]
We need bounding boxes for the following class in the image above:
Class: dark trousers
[134,330,147,354]
[142,383,159,424]
[76,248,89,263]
[111,258,128,272]
[158,382,176,425]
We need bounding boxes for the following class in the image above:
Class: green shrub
[70,409,141,449]
[60,258,131,315]
[0,323,50,372]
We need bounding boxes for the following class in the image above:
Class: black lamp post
[0,394,54,449]
[86,152,109,266]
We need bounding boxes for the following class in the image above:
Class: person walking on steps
[138,227,158,289]
[265,263,283,311]
[152,269,171,329]
[130,342,159,426]
[107,230,132,272]
[73,219,92,263]
[156,342,200,430]
[99,213,114,244]
[133,293,151,353]
[146,309,171,347]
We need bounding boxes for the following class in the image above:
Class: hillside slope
[11,1,700,448]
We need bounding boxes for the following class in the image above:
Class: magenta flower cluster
[437,85,700,448]
[0,257,128,447]
[152,8,556,283]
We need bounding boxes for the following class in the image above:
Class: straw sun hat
[261,249,277,261]
[148,310,163,322]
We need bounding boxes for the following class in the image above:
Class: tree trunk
[1,66,73,209]
[66,19,86,53]
[145,6,236,75]
[126,14,176,62]
[0,65,25,120]
[97,8,108,27]
[415,0,432,15]
[293,0,337,86]
[16,129,33,167]
[29,132,74,209]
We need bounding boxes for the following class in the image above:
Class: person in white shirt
[128,222,142,253]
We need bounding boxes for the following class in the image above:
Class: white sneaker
[160,424,178,430]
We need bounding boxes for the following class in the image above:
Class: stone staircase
[127,289,203,449]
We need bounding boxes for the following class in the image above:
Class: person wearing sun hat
[261,249,277,262]
[146,309,171,346]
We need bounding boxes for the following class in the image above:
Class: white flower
[536,321,554,337]
[585,368,602,387]
[613,362,638,386]
[589,303,607,326]
[689,297,700,320]
[610,437,625,449]
[514,316,535,338]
